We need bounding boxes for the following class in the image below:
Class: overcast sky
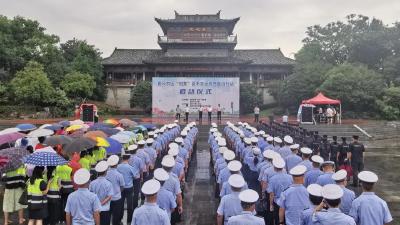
[1,0,400,58]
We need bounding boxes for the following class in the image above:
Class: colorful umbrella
[0,132,26,145]
[63,137,97,153]
[27,129,54,138]
[39,124,52,129]
[67,129,85,138]
[84,131,108,139]
[43,124,63,131]
[16,123,37,131]
[103,119,119,126]
[65,125,83,132]
[58,120,70,127]
[0,154,25,173]
[88,127,119,136]
[70,120,84,125]
[119,119,137,128]
[110,134,131,144]
[24,151,67,166]
[34,146,57,154]
[0,147,30,157]
[43,135,73,146]
[105,137,122,154]
[0,128,21,135]
[96,137,110,147]
[119,131,136,138]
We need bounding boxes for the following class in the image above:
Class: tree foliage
[130,81,152,113]
[10,61,55,106]
[240,83,263,114]
[61,71,96,99]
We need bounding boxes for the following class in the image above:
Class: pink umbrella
[0,132,26,145]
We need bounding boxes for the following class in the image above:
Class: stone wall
[105,86,132,109]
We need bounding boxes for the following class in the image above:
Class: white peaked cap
[250,137,258,143]
[266,136,274,141]
[307,184,322,197]
[358,171,378,183]
[138,140,146,145]
[219,147,228,154]
[263,150,275,159]
[321,184,344,200]
[239,189,259,203]
[311,155,324,164]
[107,155,119,166]
[175,137,183,143]
[146,138,154,144]
[95,161,109,173]
[168,142,179,149]
[141,179,161,195]
[153,168,169,182]
[161,156,175,167]
[272,157,285,169]
[290,144,300,149]
[300,147,313,155]
[284,135,293,144]
[252,147,261,155]
[228,174,246,188]
[128,144,138,151]
[274,137,282,143]
[180,131,187,136]
[212,123,217,128]
[168,148,179,156]
[148,131,154,136]
[223,150,235,161]
[244,138,251,144]
[74,168,91,185]
[227,160,242,172]
[290,165,307,176]
[332,169,347,181]
[259,130,265,135]
[321,161,335,166]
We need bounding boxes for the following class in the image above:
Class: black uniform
[330,141,340,165]
[349,141,365,186]
[320,139,330,161]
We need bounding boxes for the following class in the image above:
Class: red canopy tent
[301,92,342,124]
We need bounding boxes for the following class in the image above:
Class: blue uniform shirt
[163,172,182,196]
[285,154,302,172]
[300,207,315,225]
[89,176,113,211]
[304,168,323,187]
[340,186,355,215]
[227,211,264,225]
[117,162,140,188]
[267,172,293,203]
[220,181,248,197]
[278,146,292,159]
[217,191,243,223]
[131,202,170,225]
[298,159,313,172]
[316,172,335,186]
[65,188,101,225]
[349,192,392,225]
[278,184,311,225]
[157,187,177,219]
[106,168,125,201]
[313,208,356,225]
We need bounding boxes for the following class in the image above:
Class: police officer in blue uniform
[300,184,323,225]
[316,161,335,186]
[349,171,392,225]
[331,169,355,215]
[304,155,324,187]
[227,189,265,225]
[106,155,125,225]
[153,168,176,220]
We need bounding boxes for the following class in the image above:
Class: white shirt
[185,107,189,113]
[282,115,288,123]
[326,108,333,117]
[199,107,203,112]
[254,107,260,114]
[208,107,213,112]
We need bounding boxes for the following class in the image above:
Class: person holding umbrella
[27,166,49,225]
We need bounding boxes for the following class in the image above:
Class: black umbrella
[43,135,73,146]
[63,137,97,153]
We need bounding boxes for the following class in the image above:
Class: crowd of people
[211,121,392,225]
[175,104,224,123]
[2,120,198,225]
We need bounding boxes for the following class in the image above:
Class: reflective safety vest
[4,166,26,189]
[79,157,90,170]
[56,165,73,193]
[93,149,101,162]
[27,178,47,208]
[47,174,61,200]
[86,155,96,169]
[99,147,106,160]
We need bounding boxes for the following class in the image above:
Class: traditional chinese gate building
[102,11,295,109]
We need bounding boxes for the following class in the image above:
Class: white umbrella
[27,129,54,138]
[39,124,52,129]
[70,119,84,125]
[0,127,21,135]
[110,134,131,144]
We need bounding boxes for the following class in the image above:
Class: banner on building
[152,77,240,117]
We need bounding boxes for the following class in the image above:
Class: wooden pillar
[142,72,145,81]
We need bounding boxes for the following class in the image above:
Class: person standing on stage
[198,105,203,123]
[175,105,181,121]
[208,105,213,123]
[254,105,260,123]
[184,104,189,123]
[217,104,222,122]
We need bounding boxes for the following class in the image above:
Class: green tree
[130,81,152,113]
[61,39,105,100]
[10,61,55,106]
[240,83,262,114]
[376,86,400,120]
[61,71,96,99]
[0,82,8,103]
[319,64,385,112]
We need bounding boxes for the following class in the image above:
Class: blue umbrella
[24,152,67,166]
[105,138,122,154]
[88,127,119,136]
[141,123,157,130]
[92,123,114,128]
[43,124,63,131]
[58,121,70,127]
[16,123,36,131]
